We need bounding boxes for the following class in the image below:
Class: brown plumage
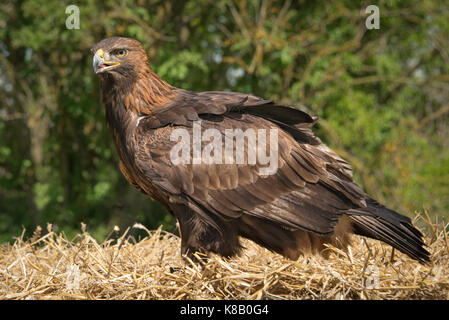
[91,37,430,263]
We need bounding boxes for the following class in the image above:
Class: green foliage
[1,0,448,243]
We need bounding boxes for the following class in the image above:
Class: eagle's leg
[170,204,242,263]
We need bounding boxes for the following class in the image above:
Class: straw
[0,215,447,300]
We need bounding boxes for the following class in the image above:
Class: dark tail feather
[348,198,430,264]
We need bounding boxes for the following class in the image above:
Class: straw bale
[1,216,447,300]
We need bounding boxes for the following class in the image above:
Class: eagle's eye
[113,49,127,58]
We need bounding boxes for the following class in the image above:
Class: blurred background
[0,0,448,243]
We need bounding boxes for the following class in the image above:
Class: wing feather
[135,91,364,235]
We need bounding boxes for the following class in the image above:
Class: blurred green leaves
[157,51,208,84]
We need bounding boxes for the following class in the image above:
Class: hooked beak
[92,49,120,74]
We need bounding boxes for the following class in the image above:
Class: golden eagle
[92,37,429,263]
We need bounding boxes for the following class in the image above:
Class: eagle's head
[92,37,173,110]
[91,37,148,78]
